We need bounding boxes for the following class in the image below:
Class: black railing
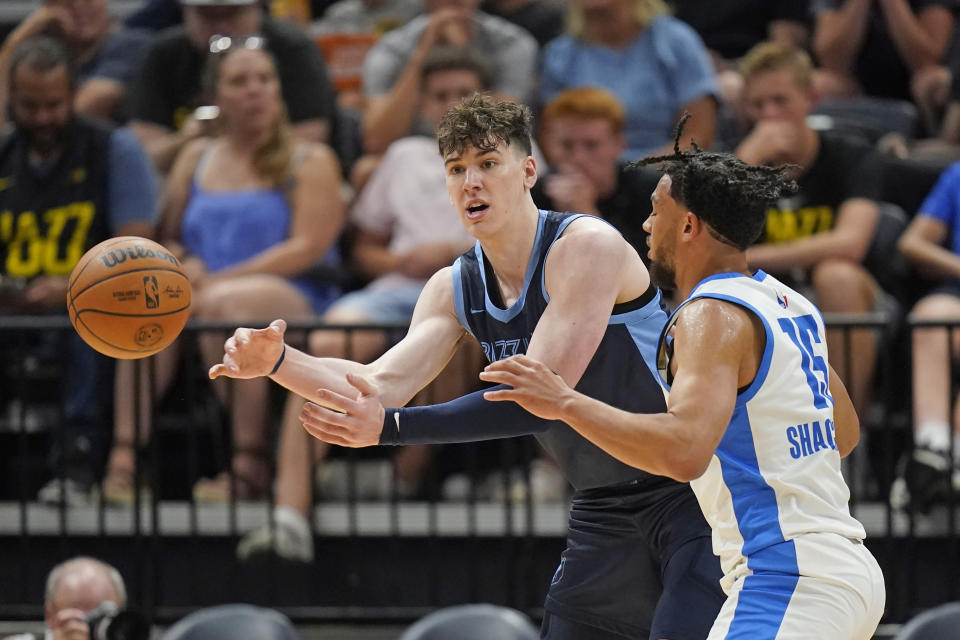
[0,313,956,627]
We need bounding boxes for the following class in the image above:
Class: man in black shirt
[736,41,885,420]
[128,0,337,173]
[0,37,157,505]
[812,0,957,102]
[671,0,810,63]
[533,86,659,265]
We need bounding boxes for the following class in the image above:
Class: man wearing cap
[127,0,338,173]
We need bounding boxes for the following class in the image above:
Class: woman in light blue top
[105,41,345,504]
[540,0,718,160]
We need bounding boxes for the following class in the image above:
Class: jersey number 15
[778,314,833,410]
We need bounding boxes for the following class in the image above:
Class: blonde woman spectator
[540,0,717,159]
[103,41,345,504]
[235,46,482,561]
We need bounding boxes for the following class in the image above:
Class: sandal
[102,442,152,505]
[193,449,271,503]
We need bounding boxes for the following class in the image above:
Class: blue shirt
[918,161,960,255]
[107,128,158,230]
[78,28,151,86]
[540,16,717,159]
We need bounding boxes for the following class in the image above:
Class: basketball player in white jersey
[480,128,887,639]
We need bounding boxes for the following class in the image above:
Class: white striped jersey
[657,271,866,593]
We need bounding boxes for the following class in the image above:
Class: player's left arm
[829,362,860,457]
[482,298,746,481]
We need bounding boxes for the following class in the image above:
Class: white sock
[916,421,952,453]
[274,505,310,538]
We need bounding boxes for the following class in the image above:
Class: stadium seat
[160,604,300,640]
[399,604,540,640]
[894,602,960,640]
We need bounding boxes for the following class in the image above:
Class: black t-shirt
[128,17,336,131]
[763,131,880,246]
[671,0,811,60]
[815,0,958,100]
[0,118,113,281]
[480,0,564,47]
[531,162,659,264]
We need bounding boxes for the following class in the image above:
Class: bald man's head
[44,557,126,623]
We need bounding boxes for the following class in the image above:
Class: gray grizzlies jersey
[452,210,674,490]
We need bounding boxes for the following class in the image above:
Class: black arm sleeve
[379,385,562,445]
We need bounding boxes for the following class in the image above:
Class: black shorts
[543,478,724,640]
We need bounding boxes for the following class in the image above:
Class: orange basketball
[67,236,192,359]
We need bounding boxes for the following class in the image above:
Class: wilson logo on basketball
[99,245,179,269]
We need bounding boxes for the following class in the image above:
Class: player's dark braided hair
[631,114,798,250]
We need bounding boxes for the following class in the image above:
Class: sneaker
[236,508,313,562]
[890,446,956,513]
[529,459,569,503]
[315,460,395,501]
[37,477,95,507]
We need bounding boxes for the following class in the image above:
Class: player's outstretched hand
[480,355,574,421]
[209,319,287,380]
[300,372,386,447]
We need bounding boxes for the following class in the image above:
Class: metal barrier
[0,313,957,626]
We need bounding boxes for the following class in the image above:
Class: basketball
[67,236,192,359]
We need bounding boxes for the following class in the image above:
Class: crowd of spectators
[5,0,960,557]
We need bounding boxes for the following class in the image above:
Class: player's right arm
[208,266,468,409]
[829,363,860,457]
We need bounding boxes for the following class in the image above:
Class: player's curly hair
[437,94,533,158]
[632,114,798,250]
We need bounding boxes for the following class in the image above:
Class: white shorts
[708,534,885,640]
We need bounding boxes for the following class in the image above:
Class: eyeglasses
[208,35,266,55]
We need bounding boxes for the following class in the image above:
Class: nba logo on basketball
[143,276,160,309]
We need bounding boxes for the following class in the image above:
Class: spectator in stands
[534,86,660,261]
[812,0,956,103]
[918,52,960,153]
[0,556,132,640]
[125,0,184,31]
[735,41,888,421]
[0,0,151,124]
[0,37,157,505]
[669,0,811,144]
[311,0,423,35]
[311,0,424,113]
[670,0,810,65]
[480,0,563,46]
[235,46,483,561]
[360,0,538,155]
[127,0,337,174]
[891,163,960,512]
[128,0,336,31]
[540,0,717,160]
[102,42,344,504]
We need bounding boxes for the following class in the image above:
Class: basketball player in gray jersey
[209,95,724,639]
